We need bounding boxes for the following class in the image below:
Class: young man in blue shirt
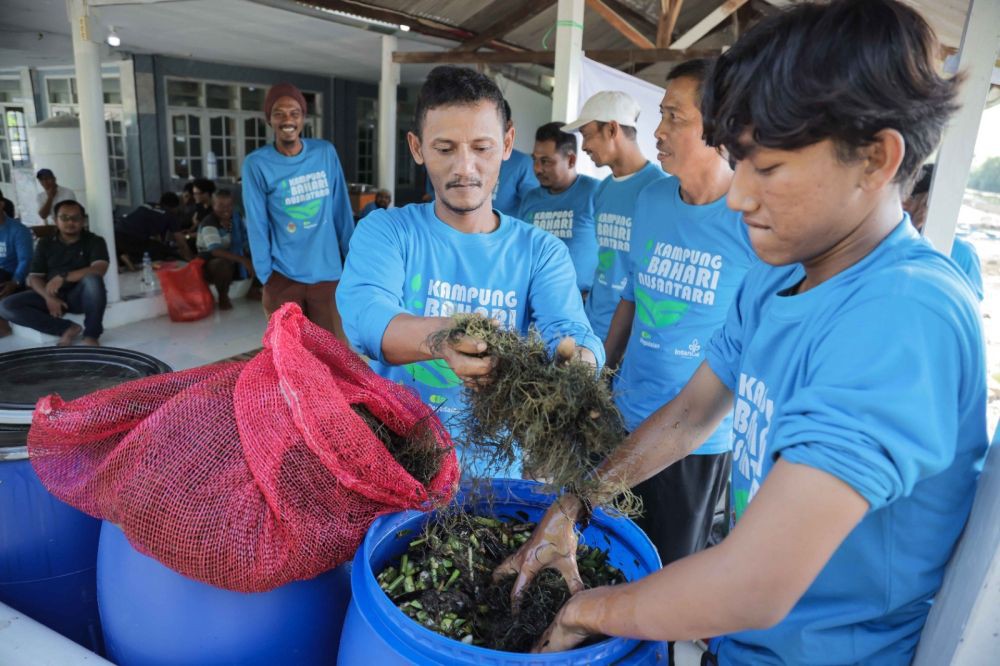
[605,59,757,565]
[242,82,354,341]
[563,91,667,340]
[0,211,33,337]
[518,122,600,299]
[338,66,603,475]
[498,1,988,663]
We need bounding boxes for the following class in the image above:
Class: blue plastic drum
[338,479,668,665]
[0,346,172,653]
[98,522,353,665]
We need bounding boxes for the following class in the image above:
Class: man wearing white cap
[563,91,666,342]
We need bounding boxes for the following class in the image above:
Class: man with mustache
[338,66,604,476]
[518,122,600,300]
[604,58,757,566]
[242,82,354,340]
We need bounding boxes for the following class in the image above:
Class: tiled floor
[0,295,268,371]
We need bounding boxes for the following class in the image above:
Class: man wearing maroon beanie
[242,82,354,340]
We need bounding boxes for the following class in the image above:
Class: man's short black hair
[192,178,216,195]
[413,66,506,138]
[53,199,85,219]
[183,182,195,194]
[702,0,960,183]
[666,58,714,105]
[502,99,513,127]
[535,122,577,156]
[159,192,180,208]
[214,189,233,198]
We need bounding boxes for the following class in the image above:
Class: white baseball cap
[562,90,641,132]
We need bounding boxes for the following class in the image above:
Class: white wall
[495,73,553,155]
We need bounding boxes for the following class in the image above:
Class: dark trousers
[0,274,107,339]
[114,232,178,263]
[203,257,236,300]
[632,451,732,566]
[262,271,342,338]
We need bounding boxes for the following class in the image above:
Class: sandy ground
[959,194,1000,439]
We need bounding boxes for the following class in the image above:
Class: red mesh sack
[156,257,214,322]
[28,303,459,592]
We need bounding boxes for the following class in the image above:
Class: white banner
[573,57,666,180]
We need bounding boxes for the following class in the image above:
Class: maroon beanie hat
[264,82,307,118]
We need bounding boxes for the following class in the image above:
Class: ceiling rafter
[657,0,684,48]
[453,0,556,52]
[669,0,747,49]
[585,0,656,49]
[393,47,720,66]
[298,0,525,51]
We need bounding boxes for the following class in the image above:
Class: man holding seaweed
[499,1,988,663]
[338,66,604,476]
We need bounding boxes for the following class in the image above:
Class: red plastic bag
[156,257,214,322]
[27,304,459,592]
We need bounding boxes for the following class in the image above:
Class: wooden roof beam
[393,47,720,66]
[670,0,748,49]
[657,0,684,48]
[454,0,556,52]
[300,0,525,51]
[585,0,656,49]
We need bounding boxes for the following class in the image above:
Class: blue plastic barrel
[0,427,103,653]
[98,522,353,665]
[0,346,172,654]
[338,479,668,665]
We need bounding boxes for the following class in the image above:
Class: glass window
[356,97,377,185]
[102,77,122,105]
[105,112,129,203]
[244,117,268,155]
[47,78,76,105]
[240,86,265,112]
[208,114,237,179]
[206,83,236,110]
[303,92,320,117]
[5,108,30,167]
[171,112,203,179]
[167,80,201,107]
[0,80,21,104]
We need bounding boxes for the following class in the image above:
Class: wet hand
[532,591,597,653]
[438,334,494,387]
[555,337,597,369]
[493,496,584,611]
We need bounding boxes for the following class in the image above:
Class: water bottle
[141,252,155,292]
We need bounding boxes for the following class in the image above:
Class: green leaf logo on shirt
[285,199,323,221]
[410,273,423,293]
[733,488,750,523]
[597,249,616,273]
[407,273,424,311]
[635,286,688,328]
[405,359,461,390]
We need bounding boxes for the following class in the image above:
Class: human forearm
[28,275,48,297]
[591,362,733,503]
[603,299,634,370]
[38,193,55,220]
[381,314,454,365]
[66,263,108,282]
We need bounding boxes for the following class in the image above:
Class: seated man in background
[0,209,33,337]
[359,189,392,220]
[197,189,253,310]
[114,192,193,269]
[0,200,109,346]
[904,163,983,301]
[518,122,599,300]
[36,168,76,225]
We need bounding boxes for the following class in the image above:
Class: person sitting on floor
[114,192,194,270]
[197,189,253,310]
[0,200,109,346]
[359,189,392,220]
[0,210,33,337]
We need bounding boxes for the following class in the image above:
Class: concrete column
[66,0,120,303]
[922,0,1000,254]
[551,0,585,122]
[378,34,399,194]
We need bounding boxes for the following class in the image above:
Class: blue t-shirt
[0,216,33,284]
[338,202,605,468]
[517,175,600,293]
[241,139,354,285]
[704,219,988,665]
[493,149,539,217]
[950,235,983,301]
[615,177,756,454]
[585,162,667,340]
